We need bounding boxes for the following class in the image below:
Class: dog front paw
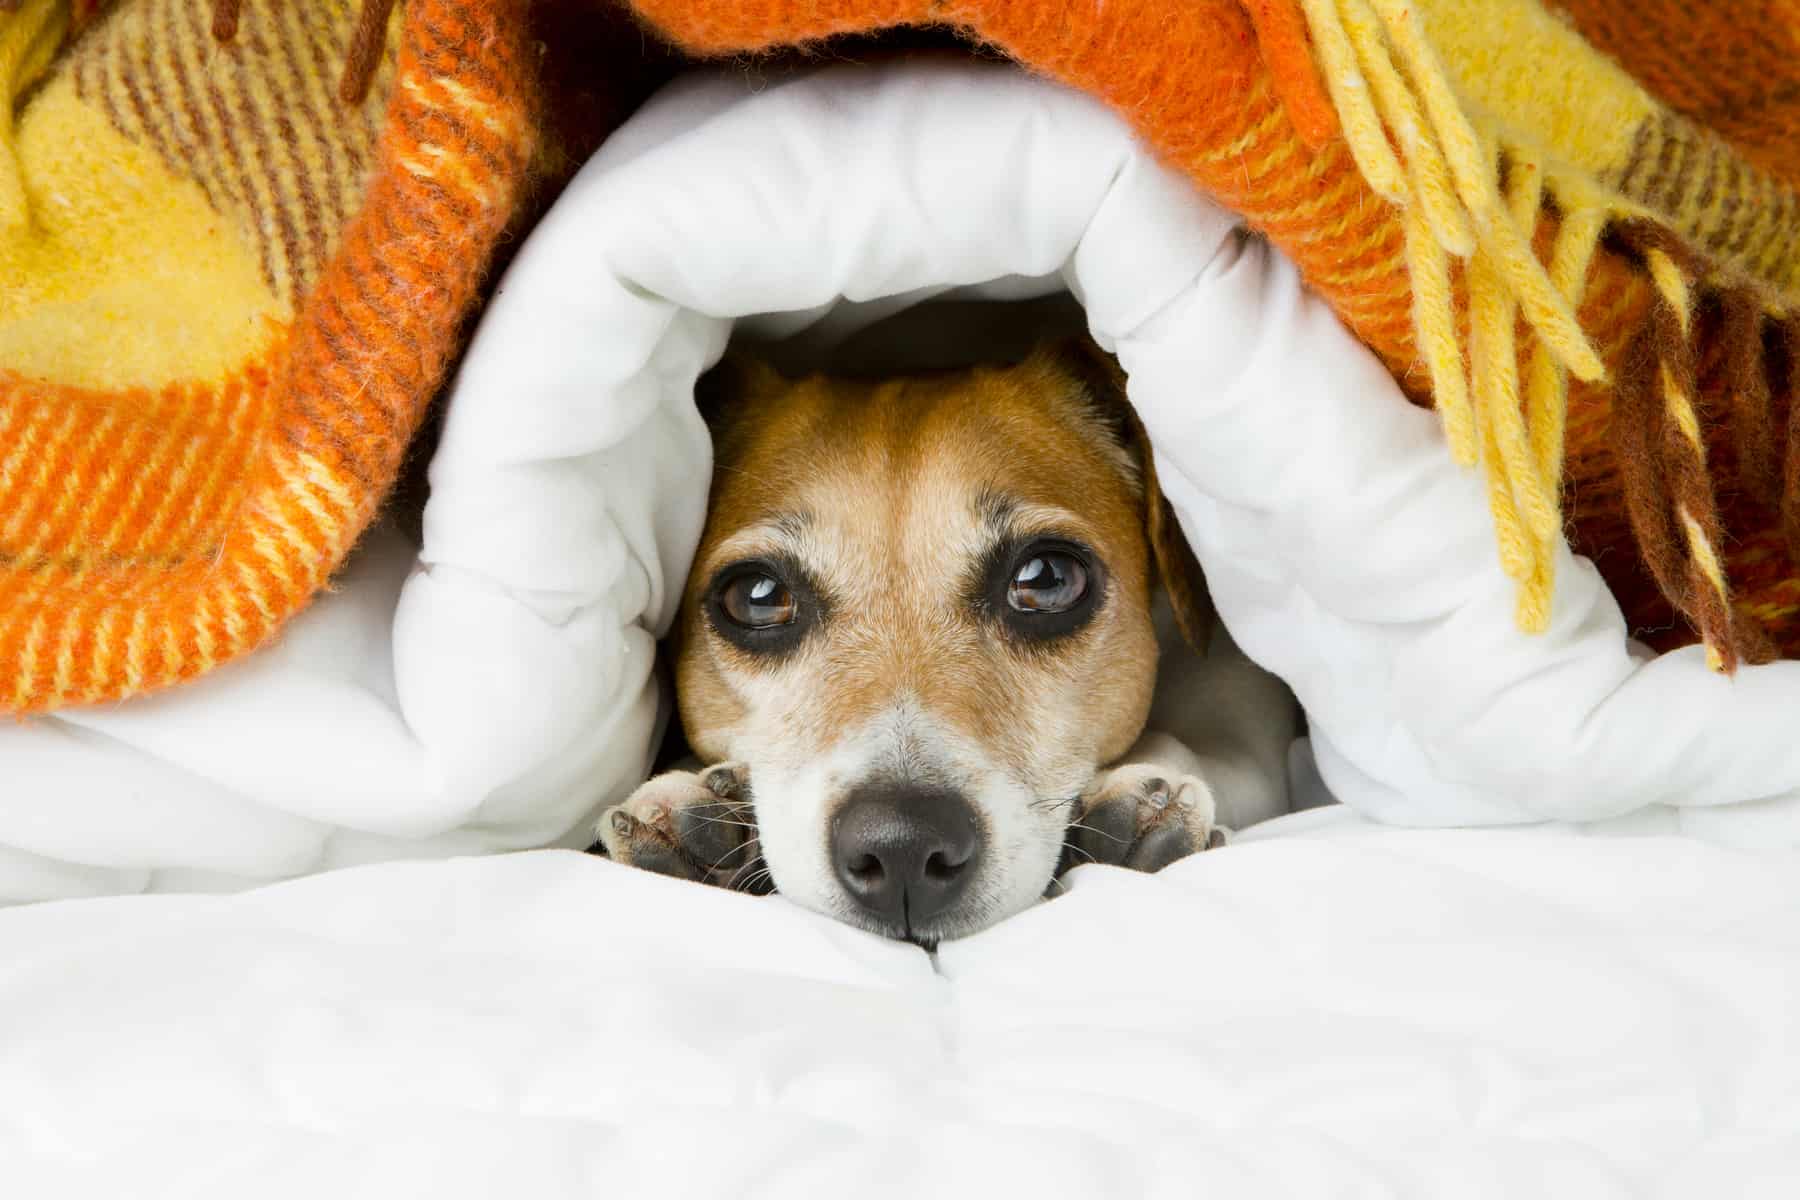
[593,763,771,892]
[1060,764,1227,876]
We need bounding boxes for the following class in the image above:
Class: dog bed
[6,59,1800,901]
[4,817,1798,1195]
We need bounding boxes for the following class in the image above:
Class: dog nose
[831,781,983,931]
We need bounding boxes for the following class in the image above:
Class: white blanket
[5,59,1800,901]
[4,817,1797,1197]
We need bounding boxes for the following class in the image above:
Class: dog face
[675,346,1201,945]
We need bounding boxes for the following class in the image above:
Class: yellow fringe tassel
[1516,204,1606,624]
[1334,0,1473,255]
[1496,158,1560,629]
[1469,238,1535,590]
[1364,0,1490,233]
[1530,205,1605,486]
[1490,159,1558,544]
[1296,0,1410,205]
[1355,0,1602,381]
[1467,139,1538,608]
[1403,202,1477,466]
[1292,0,1641,634]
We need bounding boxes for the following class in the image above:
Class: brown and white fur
[595,343,1298,947]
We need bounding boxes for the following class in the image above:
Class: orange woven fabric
[1552,0,1800,192]
[0,0,535,714]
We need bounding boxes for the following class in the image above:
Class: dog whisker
[732,864,775,894]
[705,836,761,873]
[681,806,759,825]
[686,812,761,832]
[1060,842,1099,866]
[1061,819,1129,846]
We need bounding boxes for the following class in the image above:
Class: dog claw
[593,763,768,893]
[1060,765,1224,878]
[703,765,747,801]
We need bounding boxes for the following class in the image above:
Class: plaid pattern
[0,0,533,714]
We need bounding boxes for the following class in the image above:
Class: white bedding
[3,816,1797,1197]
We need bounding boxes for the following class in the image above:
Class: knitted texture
[0,0,534,714]
[625,0,1800,668]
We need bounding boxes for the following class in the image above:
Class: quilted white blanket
[3,814,1797,1197]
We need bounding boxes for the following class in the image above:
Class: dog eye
[718,572,797,629]
[1007,550,1090,614]
[973,538,1105,643]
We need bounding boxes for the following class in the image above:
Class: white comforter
[4,814,1797,1197]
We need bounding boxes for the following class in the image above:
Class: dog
[594,342,1299,947]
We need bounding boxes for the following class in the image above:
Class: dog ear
[694,348,785,431]
[1037,339,1217,654]
[1130,404,1217,654]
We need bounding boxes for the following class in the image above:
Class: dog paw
[592,763,771,893]
[1060,764,1227,876]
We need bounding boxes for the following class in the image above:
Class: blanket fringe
[211,0,395,105]
[1264,0,1799,668]
[1784,317,1800,567]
